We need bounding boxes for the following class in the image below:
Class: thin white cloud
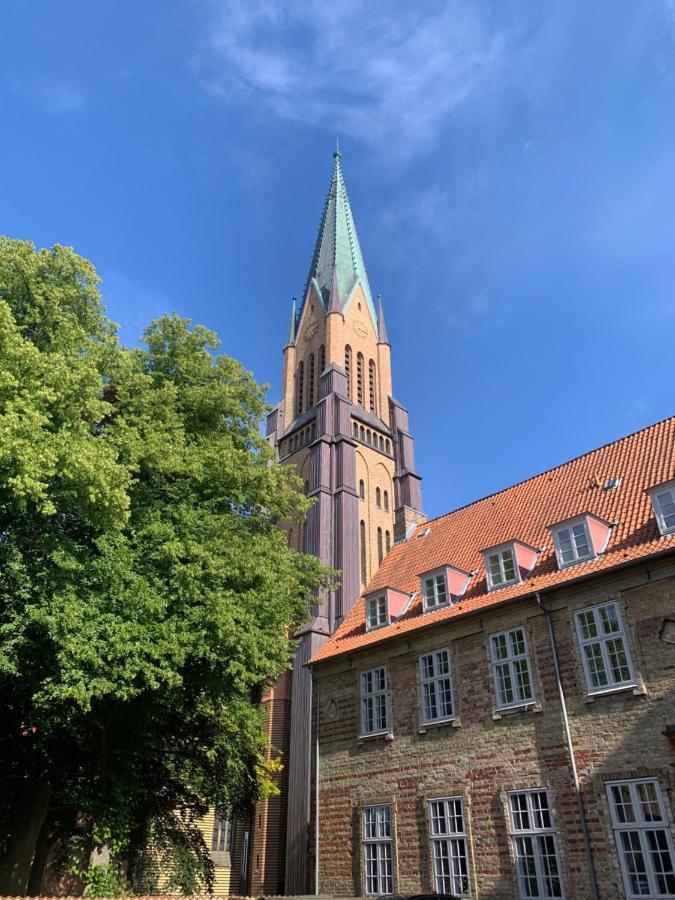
[195,0,545,159]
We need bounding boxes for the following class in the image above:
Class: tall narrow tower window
[319,345,325,378]
[308,353,315,409]
[357,352,364,406]
[376,487,382,508]
[385,530,391,553]
[369,359,377,413]
[345,345,353,399]
[384,490,389,512]
[296,361,304,417]
[377,527,383,564]
[360,520,367,586]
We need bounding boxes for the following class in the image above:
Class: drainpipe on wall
[536,592,601,900]
[314,673,320,896]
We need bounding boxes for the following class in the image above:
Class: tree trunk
[0,779,52,896]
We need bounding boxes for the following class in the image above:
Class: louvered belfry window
[357,352,364,406]
[296,361,304,416]
[307,353,315,408]
[344,345,352,399]
[369,359,376,412]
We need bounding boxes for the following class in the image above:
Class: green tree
[0,238,327,894]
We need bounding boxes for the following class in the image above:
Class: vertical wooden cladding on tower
[248,672,292,897]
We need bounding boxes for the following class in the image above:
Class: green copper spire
[302,149,377,326]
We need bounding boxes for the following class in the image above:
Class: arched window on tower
[353,422,358,437]
[360,426,365,442]
[383,490,389,512]
[319,344,325,378]
[344,346,352,399]
[376,487,381,508]
[385,530,391,554]
[368,359,376,413]
[377,527,383,565]
[356,353,364,406]
[379,436,384,451]
[296,361,304,417]
[307,353,315,409]
[359,479,365,500]
[360,520,367,586]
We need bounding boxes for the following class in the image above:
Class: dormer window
[483,540,539,591]
[364,587,410,630]
[423,572,448,610]
[648,480,675,536]
[550,513,611,569]
[419,565,472,611]
[485,544,518,589]
[366,594,388,630]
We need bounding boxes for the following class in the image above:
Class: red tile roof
[310,416,675,664]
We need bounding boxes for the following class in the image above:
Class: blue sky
[2,1,675,519]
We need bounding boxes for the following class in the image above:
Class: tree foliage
[0,237,327,893]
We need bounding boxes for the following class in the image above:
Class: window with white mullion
[367,594,388,630]
[423,572,448,610]
[490,627,534,710]
[361,666,389,735]
[607,778,675,898]
[428,797,471,897]
[509,790,563,899]
[653,485,675,535]
[553,519,593,566]
[574,601,636,694]
[419,649,454,724]
[363,805,394,895]
[486,545,519,589]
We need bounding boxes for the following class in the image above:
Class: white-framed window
[574,601,636,694]
[363,804,394,895]
[419,649,454,724]
[486,544,519,589]
[366,594,388,630]
[606,778,675,898]
[428,797,470,897]
[211,808,231,853]
[361,666,389,735]
[489,626,534,710]
[423,571,449,611]
[552,517,594,567]
[650,482,675,536]
[509,789,563,899]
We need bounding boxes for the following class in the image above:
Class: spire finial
[333,137,341,160]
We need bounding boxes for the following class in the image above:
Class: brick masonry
[312,557,675,899]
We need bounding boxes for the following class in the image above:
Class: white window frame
[363,804,394,895]
[574,600,636,695]
[489,626,535,710]
[211,807,232,854]
[419,648,454,725]
[552,516,595,568]
[366,594,389,631]
[606,778,675,899]
[428,797,471,897]
[485,543,520,590]
[422,569,449,611]
[360,666,389,736]
[508,789,564,899]
[649,481,675,537]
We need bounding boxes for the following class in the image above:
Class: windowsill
[210,851,232,867]
[584,681,643,703]
[418,716,460,733]
[493,701,540,720]
[487,579,521,592]
[358,730,393,744]
[365,622,390,632]
[422,601,452,614]
[556,554,598,569]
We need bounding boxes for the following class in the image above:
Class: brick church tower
[251,149,425,895]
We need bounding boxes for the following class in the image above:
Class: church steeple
[302,149,377,326]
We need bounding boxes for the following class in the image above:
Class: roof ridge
[418,413,675,533]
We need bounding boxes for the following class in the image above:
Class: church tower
[257,149,425,894]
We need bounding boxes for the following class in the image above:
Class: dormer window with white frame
[550,513,611,569]
[423,571,448,610]
[366,594,388,630]
[553,517,593,566]
[648,480,675,536]
[485,544,519,590]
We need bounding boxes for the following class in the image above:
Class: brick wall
[313,558,675,899]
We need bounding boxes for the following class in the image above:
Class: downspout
[314,672,320,896]
[536,592,600,900]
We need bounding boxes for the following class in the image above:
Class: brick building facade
[310,417,675,899]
